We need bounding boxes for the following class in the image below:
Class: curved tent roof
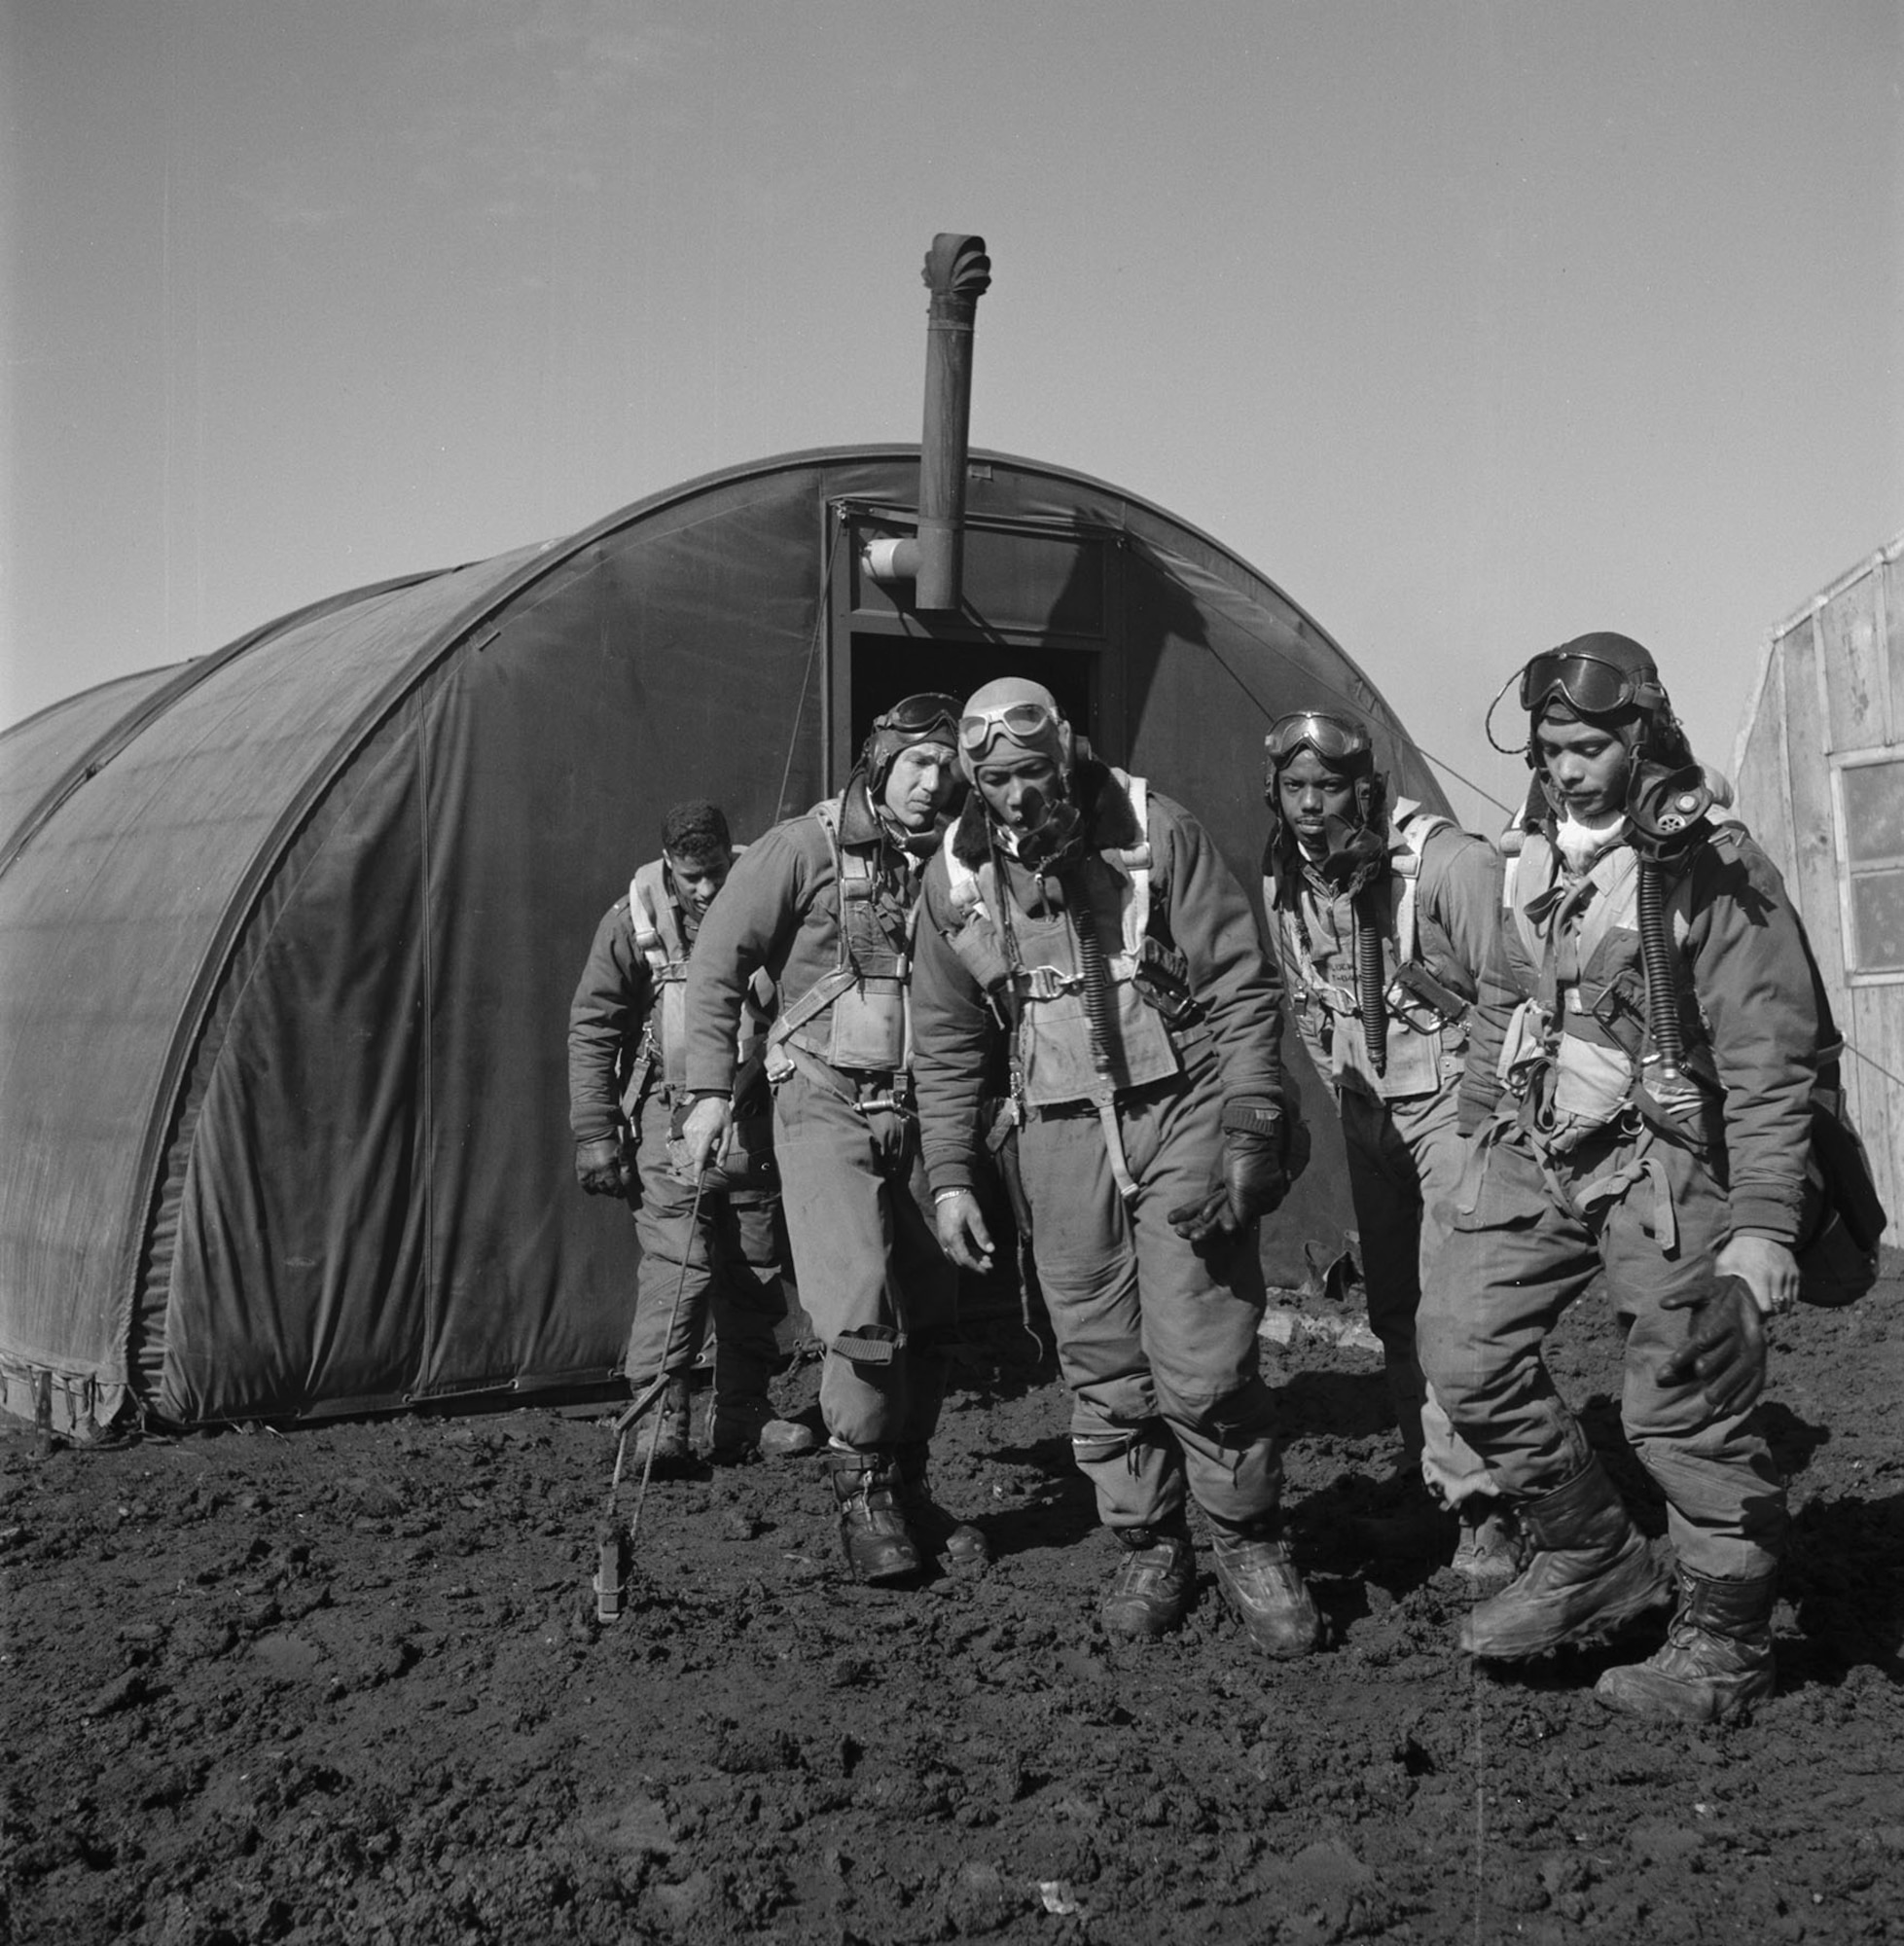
[0,447,1448,1431]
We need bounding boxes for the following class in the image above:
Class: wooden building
[1731,530,1904,1233]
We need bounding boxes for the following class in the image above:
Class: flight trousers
[1419,1118,1786,1580]
[624,1087,789,1420]
[771,1062,958,1450]
[1339,1081,1496,1505]
[1019,1042,1285,1538]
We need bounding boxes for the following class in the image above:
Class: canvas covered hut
[1732,529,1904,1238]
[0,445,1455,1433]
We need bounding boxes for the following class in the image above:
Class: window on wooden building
[1839,751,1904,977]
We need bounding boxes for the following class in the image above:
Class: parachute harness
[988,824,1140,1201]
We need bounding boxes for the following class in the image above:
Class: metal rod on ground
[594,1161,711,1622]
[611,1369,672,1437]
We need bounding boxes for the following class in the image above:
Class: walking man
[677,697,988,1582]
[916,678,1318,1654]
[568,800,813,1468]
[1261,708,1519,1591]
[1420,634,1821,1722]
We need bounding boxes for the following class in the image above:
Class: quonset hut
[0,447,1452,1432]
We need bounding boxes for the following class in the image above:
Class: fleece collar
[837,776,882,847]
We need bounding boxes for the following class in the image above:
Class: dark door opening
[847,635,1101,772]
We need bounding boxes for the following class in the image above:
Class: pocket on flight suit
[1448,1130,1548,1236]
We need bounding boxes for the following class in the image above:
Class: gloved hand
[1169,1100,1289,1250]
[574,1136,629,1198]
[1279,1092,1311,1187]
[1659,1275,1767,1419]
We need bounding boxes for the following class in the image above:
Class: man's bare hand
[1713,1233,1800,1317]
[678,1096,732,1177]
[935,1190,995,1274]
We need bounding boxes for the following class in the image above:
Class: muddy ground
[3,1274,1901,1946]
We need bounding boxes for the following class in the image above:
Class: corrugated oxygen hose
[1353,890,1388,1077]
[1636,858,1684,1084]
[1066,876,1123,1088]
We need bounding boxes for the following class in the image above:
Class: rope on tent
[774,531,837,821]
[1844,1039,1904,1091]
[1119,533,1519,818]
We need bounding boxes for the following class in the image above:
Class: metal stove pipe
[864,233,990,611]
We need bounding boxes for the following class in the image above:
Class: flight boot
[708,1395,818,1464]
[1451,1502,1525,1601]
[823,1445,921,1584]
[1461,1458,1672,1659]
[1595,1567,1778,1724]
[893,1443,989,1568]
[1099,1523,1196,1640]
[1209,1523,1320,1658]
[635,1376,694,1477]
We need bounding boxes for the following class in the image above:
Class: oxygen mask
[1011,782,1087,874]
[1626,759,1723,861]
[1314,812,1387,892]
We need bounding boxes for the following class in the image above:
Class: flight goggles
[1264,711,1372,767]
[1517,651,1661,718]
[958,700,1063,758]
[872,693,962,748]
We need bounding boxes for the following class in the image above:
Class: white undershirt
[1554,809,1629,873]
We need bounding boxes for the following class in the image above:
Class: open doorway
[846,635,1100,772]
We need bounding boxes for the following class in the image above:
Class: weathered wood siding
[1733,534,1904,1234]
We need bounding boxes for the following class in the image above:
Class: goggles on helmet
[872,693,962,749]
[1517,651,1660,719]
[1265,711,1372,768]
[958,700,1064,760]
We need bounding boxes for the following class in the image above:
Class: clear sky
[5,0,1901,828]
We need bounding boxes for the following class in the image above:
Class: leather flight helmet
[860,691,963,797]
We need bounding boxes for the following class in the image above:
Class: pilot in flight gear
[1420,633,1826,1724]
[566,800,812,1470]
[1261,708,1520,1592]
[675,698,988,1585]
[915,678,1320,1656]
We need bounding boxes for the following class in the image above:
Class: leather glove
[1168,1100,1289,1247]
[573,1136,629,1198]
[1659,1275,1766,1419]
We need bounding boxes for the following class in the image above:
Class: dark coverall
[680,786,958,1452]
[565,871,790,1415]
[1265,801,1514,1501]
[912,764,1291,1538]
[1419,816,1820,1581]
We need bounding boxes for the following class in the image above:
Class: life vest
[766,794,914,1076]
[628,858,692,1093]
[623,854,771,1115]
[1265,802,1460,1101]
[1497,823,1717,1153]
[944,772,1180,1111]
[1502,818,1888,1289]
